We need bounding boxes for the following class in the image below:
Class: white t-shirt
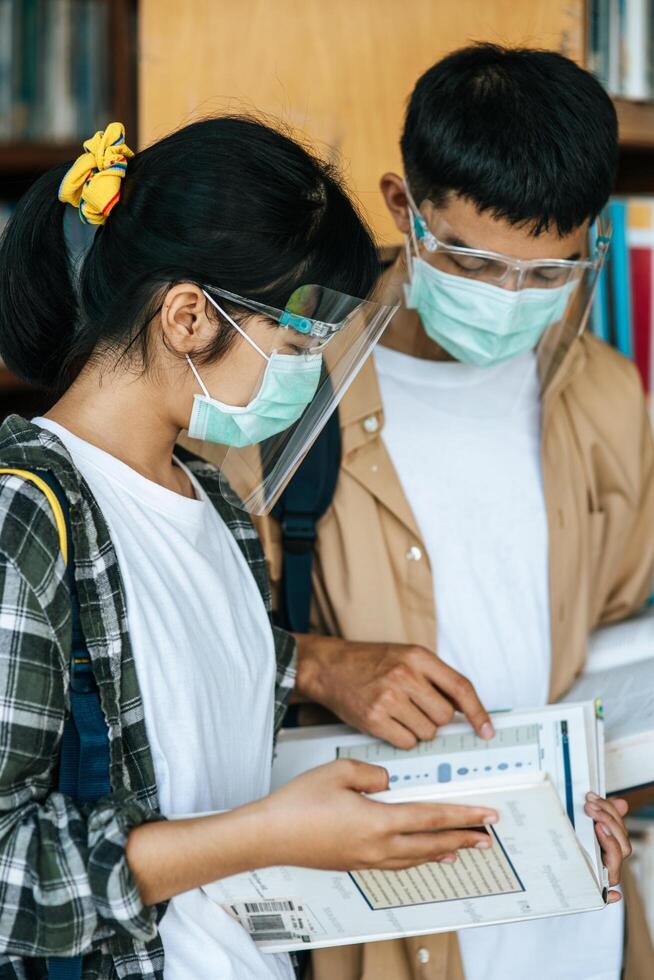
[35,419,294,980]
[373,347,624,980]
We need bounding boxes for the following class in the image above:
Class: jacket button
[417,947,430,964]
[406,545,422,561]
[363,415,379,433]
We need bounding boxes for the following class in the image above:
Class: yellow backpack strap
[0,468,68,565]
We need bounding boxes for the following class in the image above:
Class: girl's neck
[45,361,196,498]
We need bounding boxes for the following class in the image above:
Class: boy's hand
[293,634,494,749]
[584,793,631,902]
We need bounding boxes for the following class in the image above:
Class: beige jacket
[185,331,654,979]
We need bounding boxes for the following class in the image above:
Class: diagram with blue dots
[338,724,542,788]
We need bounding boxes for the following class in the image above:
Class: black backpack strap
[271,409,341,635]
[37,473,111,980]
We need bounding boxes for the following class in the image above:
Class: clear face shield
[403,185,611,392]
[186,284,398,515]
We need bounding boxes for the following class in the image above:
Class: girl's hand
[584,792,631,903]
[127,760,498,907]
[257,759,499,871]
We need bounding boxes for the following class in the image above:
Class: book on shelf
[202,701,613,953]
[0,0,110,145]
[591,196,654,401]
[588,0,654,99]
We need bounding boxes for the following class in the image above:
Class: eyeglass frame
[404,187,612,287]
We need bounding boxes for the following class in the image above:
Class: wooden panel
[615,98,654,149]
[139,0,585,244]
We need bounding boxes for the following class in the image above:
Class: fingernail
[587,803,601,814]
[480,722,495,740]
[438,855,457,864]
[475,839,492,849]
[483,814,498,825]
[586,791,600,801]
[600,823,612,836]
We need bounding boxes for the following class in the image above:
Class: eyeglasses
[406,194,611,290]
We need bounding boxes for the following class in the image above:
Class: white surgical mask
[186,296,322,448]
[405,258,577,368]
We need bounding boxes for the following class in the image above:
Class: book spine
[608,0,623,93]
[624,0,650,99]
[88,0,109,131]
[597,0,612,87]
[47,0,76,141]
[627,200,653,392]
[0,0,12,139]
[609,200,634,359]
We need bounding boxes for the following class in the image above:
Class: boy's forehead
[423,193,589,261]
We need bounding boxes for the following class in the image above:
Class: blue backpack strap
[36,473,111,980]
[270,410,341,740]
[271,410,341,635]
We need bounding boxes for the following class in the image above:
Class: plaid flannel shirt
[0,415,296,979]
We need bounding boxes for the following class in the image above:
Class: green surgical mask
[405,257,577,368]
[186,301,322,448]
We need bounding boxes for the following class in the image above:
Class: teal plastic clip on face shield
[278,310,313,334]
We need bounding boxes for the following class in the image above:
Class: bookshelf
[2,0,654,368]
[0,0,138,413]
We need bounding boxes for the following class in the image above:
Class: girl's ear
[380,172,412,236]
[159,283,215,354]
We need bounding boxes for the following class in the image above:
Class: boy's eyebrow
[442,234,582,262]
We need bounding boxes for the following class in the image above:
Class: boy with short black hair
[195,45,654,980]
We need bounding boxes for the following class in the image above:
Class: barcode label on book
[245,900,295,913]
[223,897,322,947]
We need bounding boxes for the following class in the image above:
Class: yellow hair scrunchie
[58,122,134,225]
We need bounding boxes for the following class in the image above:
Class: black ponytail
[0,164,80,388]
[0,116,380,391]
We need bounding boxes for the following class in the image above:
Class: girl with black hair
[0,118,496,979]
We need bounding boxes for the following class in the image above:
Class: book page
[351,827,523,910]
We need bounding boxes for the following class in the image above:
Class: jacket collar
[339,308,589,456]
[337,296,589,535]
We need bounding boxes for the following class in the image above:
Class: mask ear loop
[186,354,211,397]
[187,289,273,397]
[202,288,271,361]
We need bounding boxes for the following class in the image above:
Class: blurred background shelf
[615,98,654,148]
[1,0,654,392]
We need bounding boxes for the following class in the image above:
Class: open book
[562,606,654,793]
[203,701,611,952]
